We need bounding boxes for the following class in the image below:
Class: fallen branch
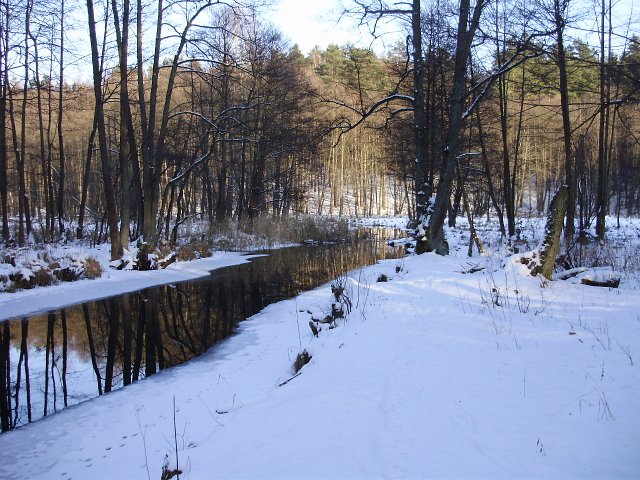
[278,372,302,387]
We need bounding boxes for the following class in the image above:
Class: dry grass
[84,257,103,279]
[209,215,353,251]
[176,243,211,261]
[34,268,53,287]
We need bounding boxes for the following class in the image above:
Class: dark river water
[0,229,405,430]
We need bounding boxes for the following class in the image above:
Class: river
[1,229,405,430]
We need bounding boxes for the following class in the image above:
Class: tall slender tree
[0,0,9,244]
[56,0,67,237]
[552,0,576,245]
[87,0,122,259]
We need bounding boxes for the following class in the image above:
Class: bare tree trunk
[553,0,575,246]
[32,39,51,242]
[87,0,122,259]
[77,115,97,239]
[57,0,66,238]
[424,0,485,254]
[412,0,429,250]
[458,164,484,256]
[595,0,612,240]
[0,5,8,244]
[474,109,506,236]
[140,0,164,244]
[17,0,34,245]
[112,0,132,248]
[495,2,516,238]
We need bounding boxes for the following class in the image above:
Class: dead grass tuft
[84,257,103,279]
[176,243,212,261]
[292,349,312,374]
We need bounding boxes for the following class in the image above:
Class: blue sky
[265,0,404,53]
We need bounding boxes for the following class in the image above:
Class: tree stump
[532,185,568,280]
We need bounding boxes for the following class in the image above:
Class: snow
[1,218,639,479]
[0,246,253,321]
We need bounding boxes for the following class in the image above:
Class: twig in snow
[278,372,302,387]
[135,407,151,480]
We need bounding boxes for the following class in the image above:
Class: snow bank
[0,249,252,321]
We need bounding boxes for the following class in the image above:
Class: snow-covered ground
[1,217,639,479]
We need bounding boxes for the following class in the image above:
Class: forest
[0,0,638,259]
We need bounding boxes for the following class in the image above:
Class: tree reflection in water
[1,232,404,430]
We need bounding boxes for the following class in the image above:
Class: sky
[264,0,404,54]
[264,0,638,55]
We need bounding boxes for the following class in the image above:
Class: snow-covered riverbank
[0,247,253,321]
[1,227,639,479]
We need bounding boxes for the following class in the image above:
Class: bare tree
[595,0,612,240]
[0,0,8,243]
[421,0,489,254]
[56,0,66,237]
[552,0,576,245]
[87,0,122,260]
[111,0,136,248]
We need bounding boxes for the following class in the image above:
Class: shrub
[34,268,53,287]
[54,267,81,282]
[196,242,212,258]
[84,257,102,279]
[176,244,198,262]
[176,243,211,262]
[10,270,36,290]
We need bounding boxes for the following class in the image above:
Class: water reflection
[0,232,405,430]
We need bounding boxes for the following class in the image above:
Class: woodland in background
[0,0,638,259]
